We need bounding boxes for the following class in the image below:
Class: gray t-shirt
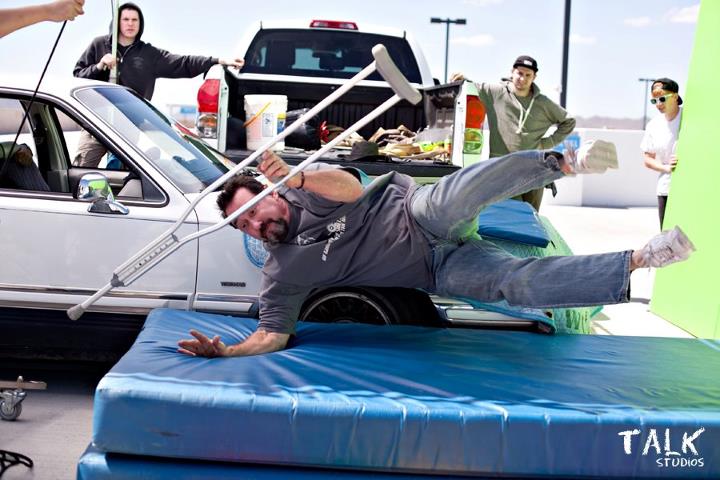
[258,165,433,334]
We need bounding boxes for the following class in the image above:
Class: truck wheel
[0,400,21,421]
[300,287,440,327]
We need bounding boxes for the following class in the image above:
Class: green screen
[651,0,720,338]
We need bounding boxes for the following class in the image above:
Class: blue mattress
[76,446,474,479]
[478,199,549,247]
[91,308,720,478]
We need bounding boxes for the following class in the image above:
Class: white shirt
[640,108,682,196]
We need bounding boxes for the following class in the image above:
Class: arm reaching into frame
[0,0,84,38]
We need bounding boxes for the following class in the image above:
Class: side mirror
[75,173,129,215]
[76,173,114,201]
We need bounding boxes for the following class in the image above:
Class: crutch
[109,0,119,84]
[67,44,422,320]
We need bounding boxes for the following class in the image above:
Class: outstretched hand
[178,329,230,358]
[219,57,245,69]
[48,0,85,22]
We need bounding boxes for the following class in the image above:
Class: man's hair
[217,174,265,218]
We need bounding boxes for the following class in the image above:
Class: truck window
[243,29,422,84]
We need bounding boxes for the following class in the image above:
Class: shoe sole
[584,140,618,172]
[644,226,696,268]
[671,226,696,257]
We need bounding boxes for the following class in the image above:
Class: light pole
[430,17,467,83]
[638,77,655,129]
[560,0,571,108]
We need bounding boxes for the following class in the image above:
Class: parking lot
[0,205,693,479]
[0,359,103,480]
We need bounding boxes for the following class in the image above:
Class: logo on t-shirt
[321,216,346,261]
[243,234,268,268]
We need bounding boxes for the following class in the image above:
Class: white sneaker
[564,140,619,174]
[638,226,696,268]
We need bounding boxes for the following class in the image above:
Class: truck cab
[195,19,485,178]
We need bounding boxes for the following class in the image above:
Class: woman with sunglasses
[640,78,683,228]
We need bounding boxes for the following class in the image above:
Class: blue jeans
[410,150,631,308]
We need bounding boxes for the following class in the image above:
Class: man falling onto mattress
[178,142,695,357]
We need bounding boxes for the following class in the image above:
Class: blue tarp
[89,308,720,478]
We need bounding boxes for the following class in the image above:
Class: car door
[0,93,199,316]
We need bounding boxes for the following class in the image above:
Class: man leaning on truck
[451,55,576,211]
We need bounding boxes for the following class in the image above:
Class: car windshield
[74,86,234,193]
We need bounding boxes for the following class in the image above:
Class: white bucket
[244,94,288,152]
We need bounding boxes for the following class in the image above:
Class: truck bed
[223,73,467,178]
[225,147,460,178]
[225,76,425,148]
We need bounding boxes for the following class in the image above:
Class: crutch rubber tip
[67,305,85,321]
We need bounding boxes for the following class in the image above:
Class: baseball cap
[513,55,538,73]
[652,77,683,105]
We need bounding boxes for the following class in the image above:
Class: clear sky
[0,0,699,122]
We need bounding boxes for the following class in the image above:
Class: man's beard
[260,219,289,246]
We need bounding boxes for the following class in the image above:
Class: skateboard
[0,376,47,421]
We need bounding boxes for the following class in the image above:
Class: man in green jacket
[452,56,576,211]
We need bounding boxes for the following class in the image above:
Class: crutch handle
[372,45,422,105]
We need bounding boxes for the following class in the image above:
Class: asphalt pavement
[0,205,694,479]
[0,360,107,480]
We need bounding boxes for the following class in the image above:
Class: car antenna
[0,21,68,182]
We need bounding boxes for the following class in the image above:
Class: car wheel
[300,287,440,327]
[0,400,21,421]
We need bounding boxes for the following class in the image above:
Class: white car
[0,79,456,360]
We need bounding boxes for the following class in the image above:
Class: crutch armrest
[372,44,422,105]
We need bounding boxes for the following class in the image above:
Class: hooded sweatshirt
[475,80,576,157]
[73,2,218,100]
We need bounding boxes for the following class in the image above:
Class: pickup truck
[195,19,485,179]
[1,77,553,362]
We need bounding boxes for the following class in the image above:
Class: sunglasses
[650,94,675,105]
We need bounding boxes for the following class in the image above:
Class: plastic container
[415,127,452,152]
[244,95,287,151]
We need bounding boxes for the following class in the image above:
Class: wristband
[297,171,305,189]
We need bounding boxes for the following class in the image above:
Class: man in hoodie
[451,56,576,211]
[72,2,243,167]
